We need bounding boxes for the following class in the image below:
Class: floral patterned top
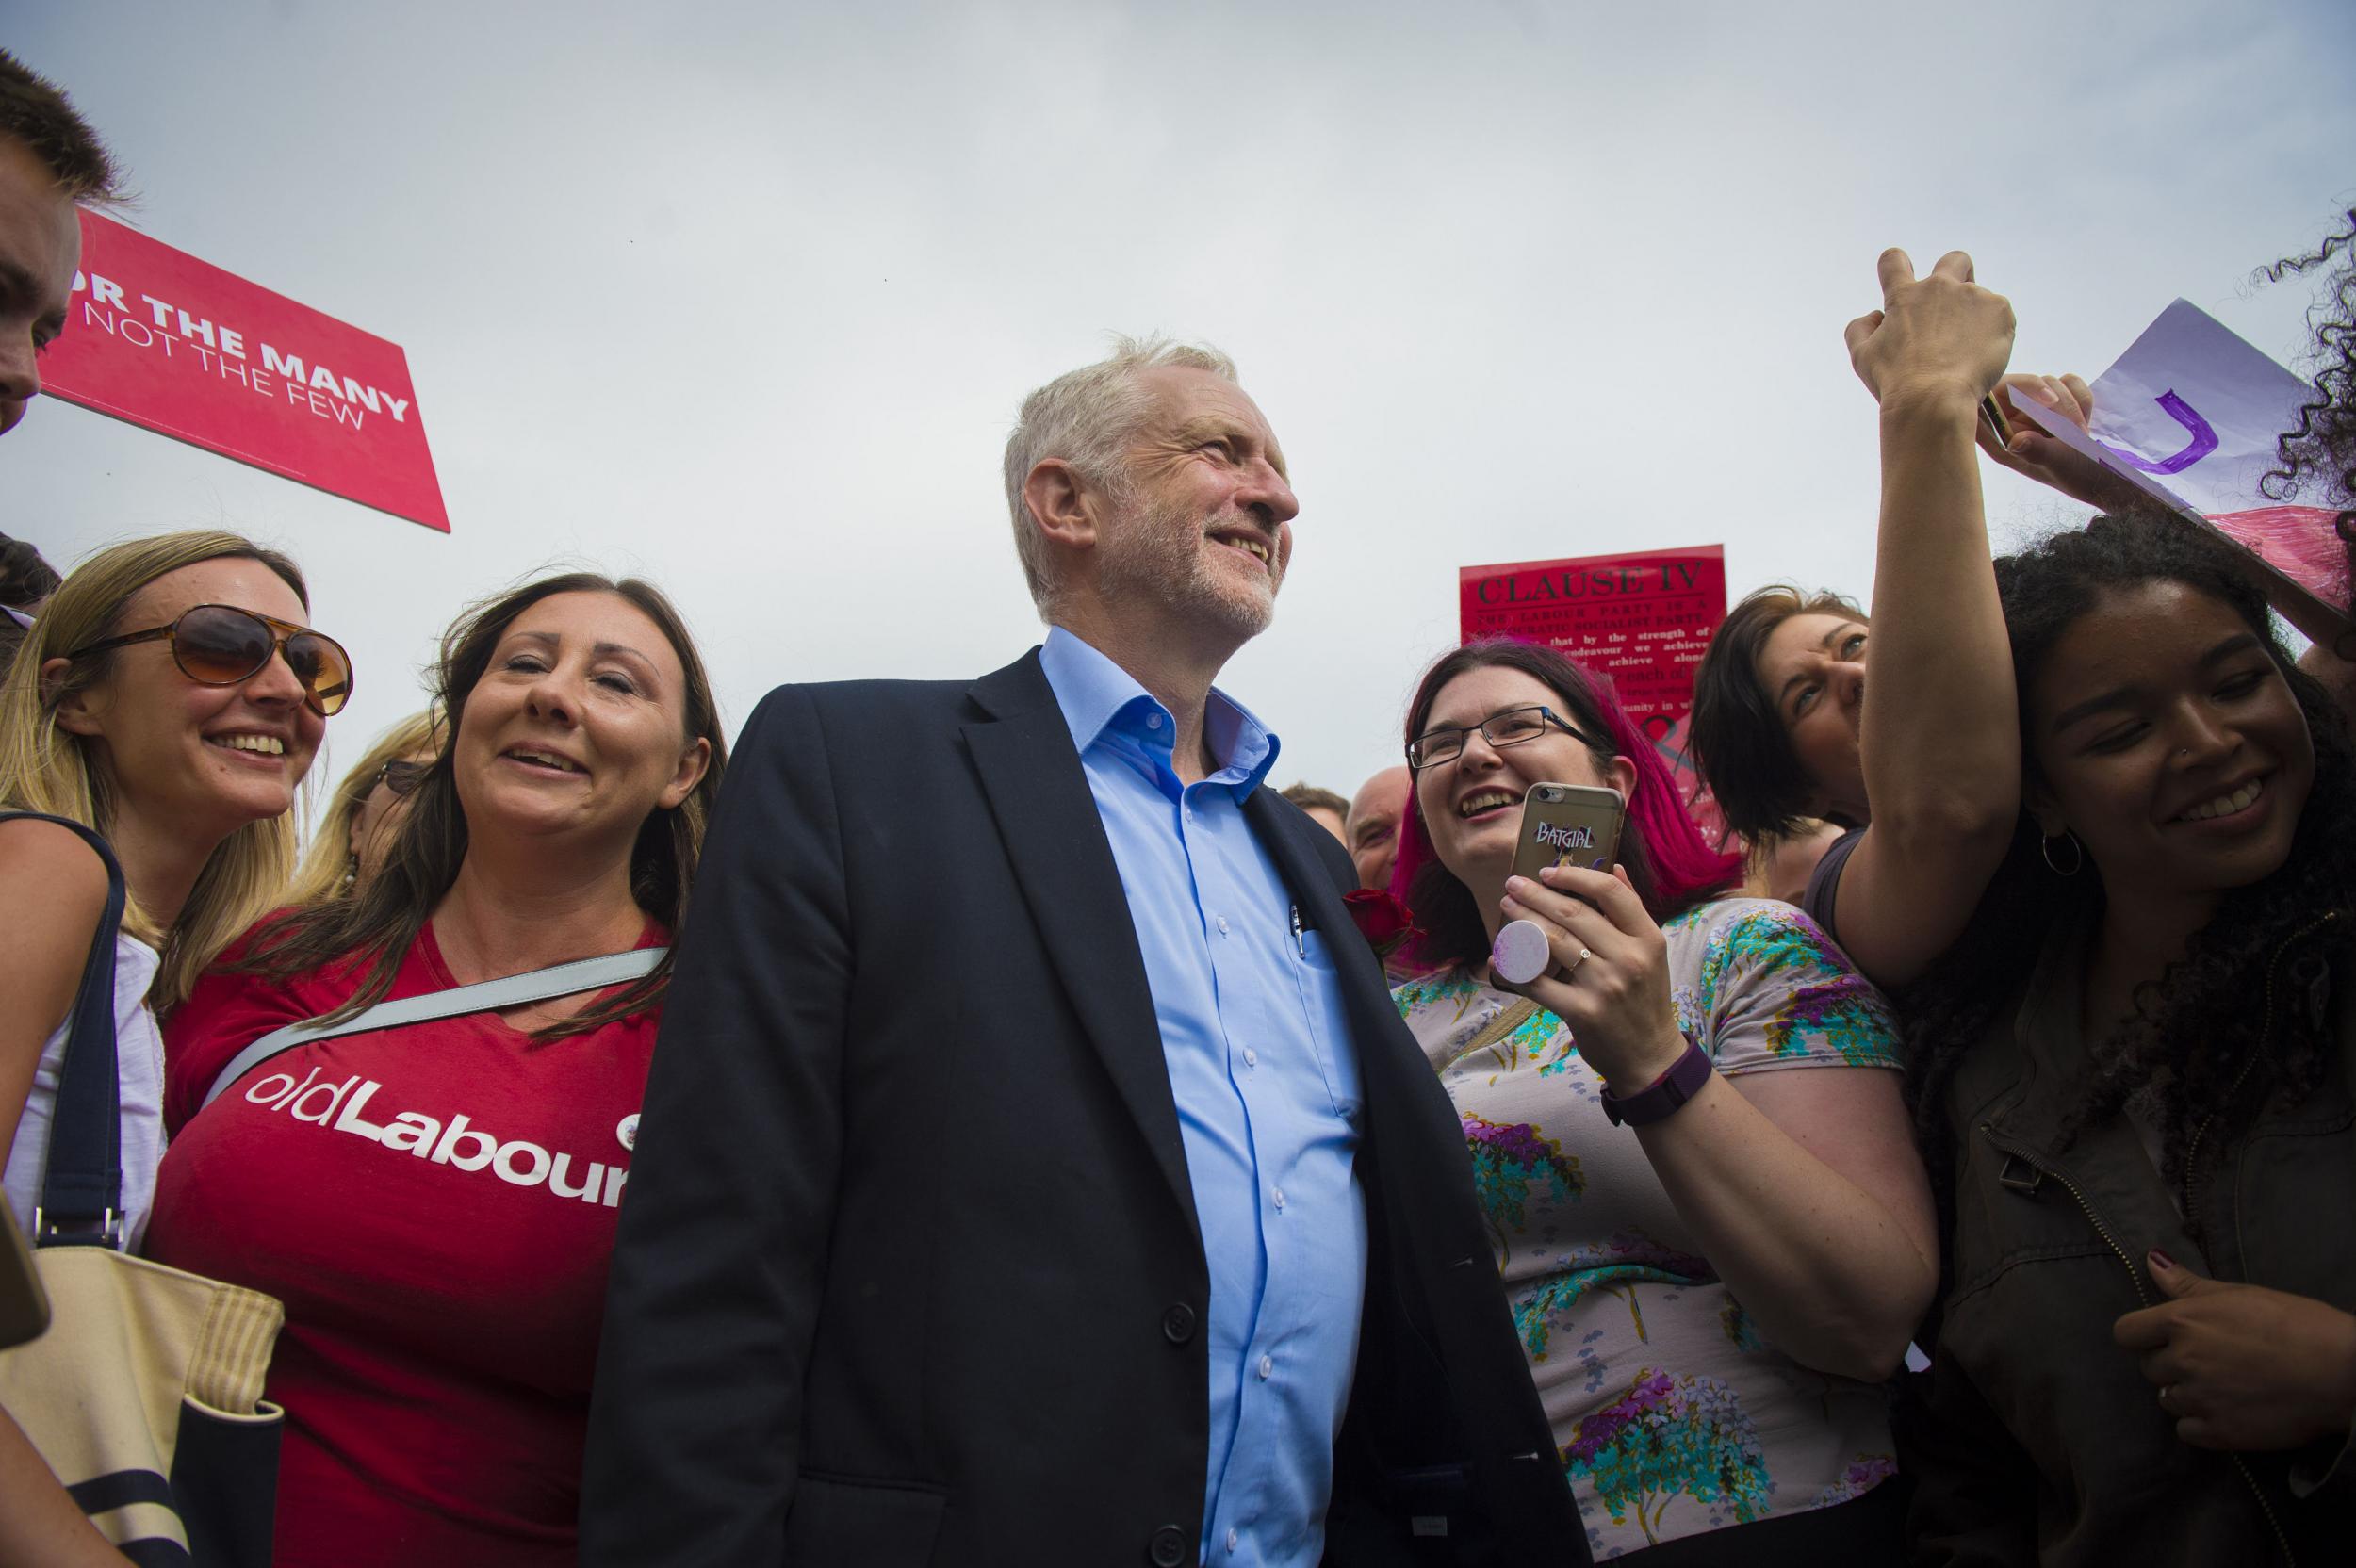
[1393,897,1904,1560]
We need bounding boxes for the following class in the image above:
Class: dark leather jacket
[1902,911,2356,1566]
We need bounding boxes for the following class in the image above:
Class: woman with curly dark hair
[1988,208,2356,718]
[1899,514,2356,1565]
[2261,206,2356,717]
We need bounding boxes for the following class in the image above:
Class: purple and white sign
[2011,299,2349,639]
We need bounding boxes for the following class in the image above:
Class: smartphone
[1980,391,2014,448]
[1509,782,1626,884]
[0,1207,48,1350]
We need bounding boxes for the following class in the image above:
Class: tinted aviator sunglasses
[69,604,355,717]
[375,759,430,797]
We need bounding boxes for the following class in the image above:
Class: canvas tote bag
[0,812,284,1567]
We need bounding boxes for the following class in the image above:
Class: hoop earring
[2038,831,2084,877]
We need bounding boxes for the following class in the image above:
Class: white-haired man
[585,339,1579,1567]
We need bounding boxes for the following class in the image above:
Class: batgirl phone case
[1507,782,1627,884]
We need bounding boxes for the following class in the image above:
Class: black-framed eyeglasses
[1406,704,1595,771]
[375,759,430,797]
[69,603,354,717]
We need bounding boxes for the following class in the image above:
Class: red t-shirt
[147,920,667,1568]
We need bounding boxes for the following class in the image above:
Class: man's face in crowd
[1346,764,1411,890]
[0,136,80,439]
[1092,366,1299,646]
[1301,803,1348,846]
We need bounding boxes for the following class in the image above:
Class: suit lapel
[1245,789,1468,1284]
[963,653,1200,1243]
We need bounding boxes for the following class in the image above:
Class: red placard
[1460,545,1729,840]
[41,210,448,532]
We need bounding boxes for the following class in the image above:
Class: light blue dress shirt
[1039,628,1371,1567]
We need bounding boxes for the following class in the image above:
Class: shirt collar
[1038,626,1281,793]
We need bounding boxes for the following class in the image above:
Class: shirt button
[1226,1527,1239,1553]
[1273,1188,1285,1211]
[1147,712,1162,729]
[1244,1049,1257,1069]
[1258,1354,1273,1380]
[1217,916,1230,935]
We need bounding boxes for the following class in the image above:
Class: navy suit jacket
[581,650,1581,1567]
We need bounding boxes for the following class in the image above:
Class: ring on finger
[2158,1384,2179,1414]
[1563,946,1593,977]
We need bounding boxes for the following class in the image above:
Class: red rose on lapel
[1343,889,1417,952]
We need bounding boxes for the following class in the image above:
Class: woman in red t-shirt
[148,572,726,1568]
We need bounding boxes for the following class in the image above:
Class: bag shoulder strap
[200,945,667,1112]
[0,811,129,1248]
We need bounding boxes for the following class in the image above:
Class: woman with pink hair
[1386,638,1936,1563]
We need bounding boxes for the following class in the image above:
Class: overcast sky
[8,0,2354,808]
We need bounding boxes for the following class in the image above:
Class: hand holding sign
[1843,249,2016,411]
[2001,298,2352,647]
[2008,394,2352,653]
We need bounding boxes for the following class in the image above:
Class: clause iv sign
[40,210,449,533]
[1459,545,1729,837]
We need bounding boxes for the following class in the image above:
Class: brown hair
[0,532,62,673]
[1688,584,1866,841]
[0,49,123,203]
[1279,782,1348,817]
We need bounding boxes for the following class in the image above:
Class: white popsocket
[1491,919,1553,986]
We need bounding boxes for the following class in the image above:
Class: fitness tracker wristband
[1599,1037,1712,1127]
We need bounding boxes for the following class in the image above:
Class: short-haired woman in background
[1390,637,1936,1561]
[145,572,724,1567]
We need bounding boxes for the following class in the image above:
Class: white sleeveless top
[4,932,167,1251]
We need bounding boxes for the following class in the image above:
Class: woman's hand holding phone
[1497,863,1687,1093]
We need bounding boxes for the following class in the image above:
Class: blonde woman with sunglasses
[281,710,441,906]
[0,529,347,1564]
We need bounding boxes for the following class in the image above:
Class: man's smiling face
[1091,366,1300,645]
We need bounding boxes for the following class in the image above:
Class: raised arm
[581,688,851,1565]
[1831,248,2022,985]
